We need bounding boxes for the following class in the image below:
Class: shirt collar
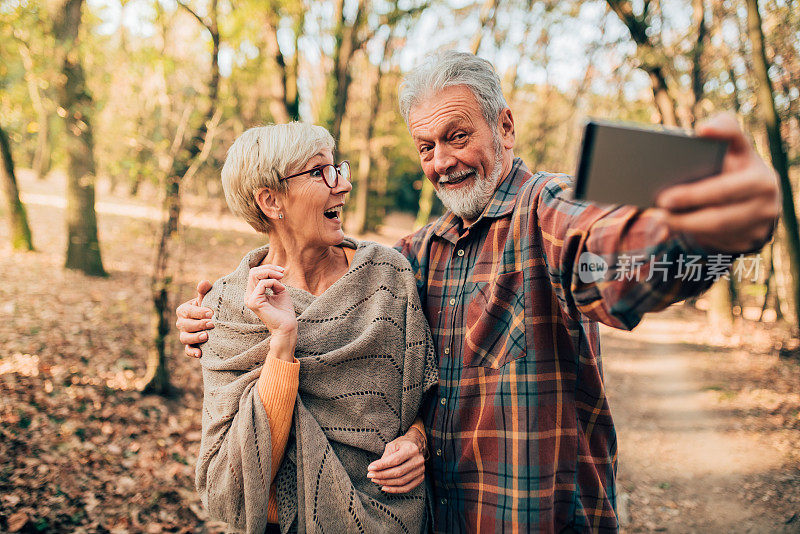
[430,157,531,242]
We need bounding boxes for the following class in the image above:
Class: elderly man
[176,51,779,532]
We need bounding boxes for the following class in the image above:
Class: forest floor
[1,171,799,533]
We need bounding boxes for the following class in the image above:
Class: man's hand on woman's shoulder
[176,280,214,358]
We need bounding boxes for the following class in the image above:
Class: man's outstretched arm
[175,280,214,358]
[534,113,779,330]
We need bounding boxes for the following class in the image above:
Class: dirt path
[602,311,800,532]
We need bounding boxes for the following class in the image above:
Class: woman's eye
[310,168,323,178]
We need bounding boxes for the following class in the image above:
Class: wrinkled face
[409,85,505,222]
[279,148,352,247]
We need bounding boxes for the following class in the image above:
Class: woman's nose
[333,172,352,194]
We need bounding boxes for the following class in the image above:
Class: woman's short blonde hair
[221,123,336,233]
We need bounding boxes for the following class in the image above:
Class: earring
[278,213,283,219]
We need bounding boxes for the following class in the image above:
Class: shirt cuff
[410,418,426,436]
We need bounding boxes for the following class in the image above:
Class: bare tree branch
[176,0,212,34]
[183,107,223,185]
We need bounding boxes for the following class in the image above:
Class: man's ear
[498,108,515,150]
[254,187,282,220]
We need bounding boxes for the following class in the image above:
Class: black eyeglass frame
[279,160,350,189]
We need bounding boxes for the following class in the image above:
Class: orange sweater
[256,356,300,524]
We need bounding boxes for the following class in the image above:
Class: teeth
[440,171,473,185]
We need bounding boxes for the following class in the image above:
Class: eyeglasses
[280,160,351,189]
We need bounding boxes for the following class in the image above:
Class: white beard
[435,144,504,221]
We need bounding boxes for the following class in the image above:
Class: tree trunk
[18,43,51,180]
[319,0,366,146]
[707,279,734,332]
[263,11,301,123]
[141,0,220,395]
[646,67,679,127]
[606,0,683,127]
[0,124,35,251]
[746,0,800,329]
[54,0,106,277]
[759,243,776,321]
[470,0,501,54]
[352,35,393,235]
[690,0,708,123]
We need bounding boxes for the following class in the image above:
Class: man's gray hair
[398,50,509,129]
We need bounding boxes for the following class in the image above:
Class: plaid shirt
[396,158,718,533]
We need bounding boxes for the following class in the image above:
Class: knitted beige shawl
[195,238,438,533]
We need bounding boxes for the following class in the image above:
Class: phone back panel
[574,121,728,207]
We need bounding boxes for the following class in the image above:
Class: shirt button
[440,397,446,406]
[457,249,465,257]
[440,498,448,505]
[436,448,442,456]
[449,298,456,305]
[443,347,449,355]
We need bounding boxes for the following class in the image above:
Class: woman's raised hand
[246,264,297,337]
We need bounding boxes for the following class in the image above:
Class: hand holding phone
[575,114,779,253]
[574,119,728,208]
[653,114,780,253]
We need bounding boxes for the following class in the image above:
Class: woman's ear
[255,187,283,220]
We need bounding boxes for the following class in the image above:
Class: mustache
[439,168,477,184]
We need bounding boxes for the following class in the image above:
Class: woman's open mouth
[323,205,343,222]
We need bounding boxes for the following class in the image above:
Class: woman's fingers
[255,278,287,297]
[368,439,424,493]
[368,441,408,473]
[379,471,425,494]
[372,463,425,487]
[247,278,288,311]
[176,281,214,359]
[368,453,424,481]
[176,313,214,332]
[247,265,286,294]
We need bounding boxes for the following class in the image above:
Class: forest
[1,0,799,532]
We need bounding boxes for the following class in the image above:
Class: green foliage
[0,0,796,221]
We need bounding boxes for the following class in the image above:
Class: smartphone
[573,120,728,207]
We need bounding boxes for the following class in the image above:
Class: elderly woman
[194,122,437,534]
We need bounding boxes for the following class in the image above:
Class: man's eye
[419,145,431,154]
[452,133,467,141]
